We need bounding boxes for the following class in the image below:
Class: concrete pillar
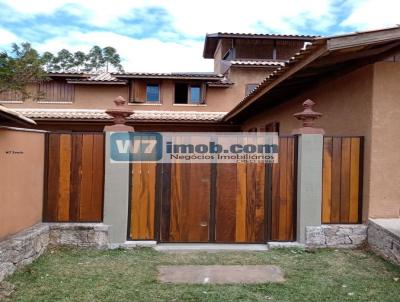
[296,134,323,243]
[103,132,131,244]
[103,96,134,245]
[292,99,324,243]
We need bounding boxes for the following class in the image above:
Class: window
[146,84,160,102]
[174,83,204,104]
[38,81,74,103]
[190,86,201,103]
[245,84,258,97]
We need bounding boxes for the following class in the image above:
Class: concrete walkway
[158,265,285,284]
[154,243,269,252]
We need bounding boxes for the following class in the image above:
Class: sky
[0,0,398,72]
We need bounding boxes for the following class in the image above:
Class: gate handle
[200,222,208,227]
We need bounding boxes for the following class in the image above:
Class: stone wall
[0,223,109,282]
[306,224,367,248]
[368,220,400,266]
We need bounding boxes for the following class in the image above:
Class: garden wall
[0,127,46,240]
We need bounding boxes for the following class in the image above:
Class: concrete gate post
[292,100,325,243]
[103,97,134,245]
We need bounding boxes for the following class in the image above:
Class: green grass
[4,247,400,302]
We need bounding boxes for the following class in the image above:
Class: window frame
[145,83,161,103]
[174,82,205,105]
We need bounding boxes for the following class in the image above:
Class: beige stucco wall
[5,68,272,113]
[368,62,400,218]
[242,64,375,221]
[0,128,45,239]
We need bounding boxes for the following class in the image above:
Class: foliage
[0,42,47,97]
[42,45,124,73]
[0,42,125,97]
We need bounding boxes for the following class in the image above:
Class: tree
[0,42,47,98]
[102,46,123,72]
[56,49,74,72]
[73,51,86,72]
[41,51,55,71]
[87,46,105,72]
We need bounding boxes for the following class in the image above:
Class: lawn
[4,247,400,302]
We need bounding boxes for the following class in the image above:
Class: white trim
[0,100,24,104]
[37,101,74,104]
[128,103,162,106]
[173,104,207,107]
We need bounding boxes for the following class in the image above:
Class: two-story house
[1,33,314,131]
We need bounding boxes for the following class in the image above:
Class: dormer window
[174,83,204,104]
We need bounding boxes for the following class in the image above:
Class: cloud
[33,31,213,72]
[0,0,399,72]
[341,0,400,30]
[0,28,19,45]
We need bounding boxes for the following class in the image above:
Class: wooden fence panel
[129,162,157,240]
[43,133,104,222]
[270,137,297,241]
[322,137,363,224]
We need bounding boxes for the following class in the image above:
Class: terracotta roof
[111,72,223,80]
[0,105,36,125]
[208,32,318,39]
[14,109,227,122]
[229,60,285,67]
[67,72,127,84]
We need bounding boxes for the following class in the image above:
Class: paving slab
[157,265,285,284]
[154,243,269,252]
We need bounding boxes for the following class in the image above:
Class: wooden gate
[128,136,297,243]
[43,132,104,222]
[322,137,363,224]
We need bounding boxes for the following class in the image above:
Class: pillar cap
[292,99,325,135]
[104,96,134,132]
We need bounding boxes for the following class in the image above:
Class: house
[1,26,399,252]
[1,33,314,131]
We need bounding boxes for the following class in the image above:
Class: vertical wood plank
[90,134,104,221]
[255,162,265,242]
[215,163,237,242]
[45,134,60,221]
[57,134,71,221]
[349,138,360,223]
[79,134,94,221]
[331,138,342,223]
[245,163,257,242]
[286,138,295,240]
[271,157,280,240]
[236,163,247,242]
[69,134,83,221]
[340,138,351,223]
[322,137,333,223]
[160,164,171,242]
[278,138,288,240]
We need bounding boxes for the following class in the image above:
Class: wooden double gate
[42,133,363,243]
[129,137,297,243]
